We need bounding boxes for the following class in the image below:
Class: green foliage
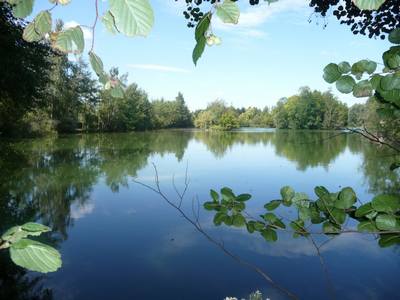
[271,87,348,129]
[204,186,400,247]
[0,222,61,273]
[192,13,211,65]
[194,100,239,130]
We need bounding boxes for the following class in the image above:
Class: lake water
[0,129,399,300]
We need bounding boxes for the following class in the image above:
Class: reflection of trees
[0,131,194,298]
[194,130,347,170]
[194,131,273,158]
[272,130,348,171]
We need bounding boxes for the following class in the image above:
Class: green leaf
[49,0,71,5]
[204,201,219,211]
[353,80,373,98]
[216,0,240,24]
[378,234,400,248]
[22,22,41,42]
[280,186,294,203]
[323,63,341,83]
[236,193,251,202]
[357,220,378,232]
[352,0,386,10]
[213,212,226,226]
[389,28,400,44]
[246,221,256,233]
[232,214,246,227]
[21,223,50,233]
[33,10,52,36]
[210,189,219,202]
[264,200,281,211]
[102,11,118,35]
[262,213,278,223]
[272,219,286,229]
[375,214,400,231]
[336,75,356,94]
[383,47,400,69]
[355,203,375,217]
[2,223,49,243]
[338,61,351,74]
[10,239,61,273]
[221,187,235,201]
[253,221,265,231]
[322,221,341,234]
[298,207,311,221]
[192,13,211,65]
[334,187,357,209]
[193,38,206,66]
[330,208,346,224]
[310,203,324,224]
[195,13,211,42]
[109,0,154,37]
[292,193,309,206]
[314,186,330,199]
[12,0,34,18]
[233,202,245,212]
[260,228,277,242]
[371,194,400,213]
[380,74,400,91]
[89,52,105,77]
[53,26,84,54]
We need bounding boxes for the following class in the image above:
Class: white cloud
[64,21,93,41]
[127,64,190,73]
[71,202,95,219]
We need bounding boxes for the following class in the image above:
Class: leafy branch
[133,164,299,300]
[0,222,61,273]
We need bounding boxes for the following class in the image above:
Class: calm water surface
[0,129,399,300]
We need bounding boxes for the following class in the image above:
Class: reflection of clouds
[133,173,185,183]
[148,214,386,261]
[70,202,95,219]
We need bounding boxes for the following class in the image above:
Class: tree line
[0,2,388,137]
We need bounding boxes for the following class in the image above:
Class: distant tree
[348,103,367,128]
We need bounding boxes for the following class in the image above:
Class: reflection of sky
[5,131,399,300]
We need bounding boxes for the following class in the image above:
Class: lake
[0,129,399,300]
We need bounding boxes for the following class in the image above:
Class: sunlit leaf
[352,0,386,11]
[216,0,240,24]
[33,10,52,36]
[109,0,154,37]
[323,63,341,83]
[53,26,84,53]
[372,194,400,213]
[102,11,118,34]
[375,214,400,231]
[336,75,356,94]
[12,0,34,18]
[334,187,356,209]
[10,239,61,273]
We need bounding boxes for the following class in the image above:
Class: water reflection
[0,129,398,299]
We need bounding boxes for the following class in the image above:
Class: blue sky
[34,0,390,110]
